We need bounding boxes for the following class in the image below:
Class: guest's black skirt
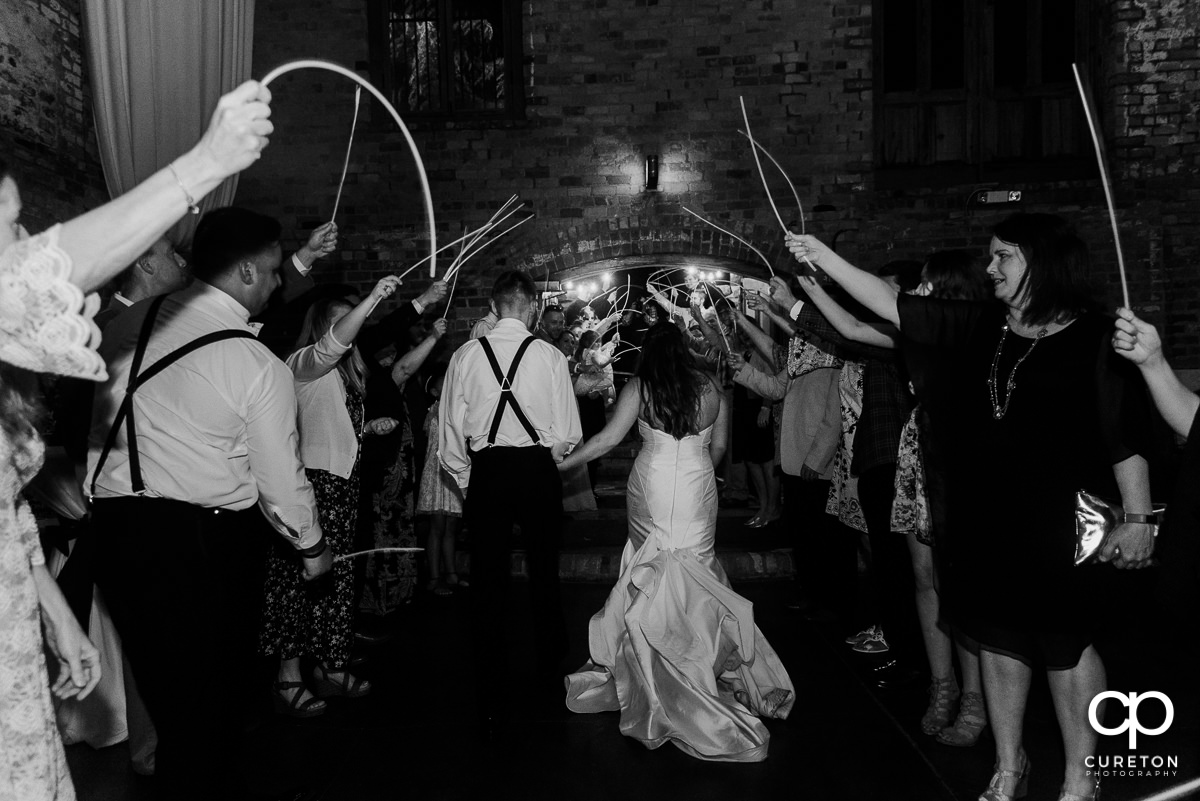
[732,384,774,464]
[578,394,607,441]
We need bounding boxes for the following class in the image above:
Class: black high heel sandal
[271,681,327,718]
[312,664,372,699]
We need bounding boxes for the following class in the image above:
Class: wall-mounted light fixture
[644,154,659,193]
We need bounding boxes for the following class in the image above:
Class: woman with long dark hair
[557,322,793,762]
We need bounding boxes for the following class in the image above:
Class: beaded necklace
[987,324,1048,420]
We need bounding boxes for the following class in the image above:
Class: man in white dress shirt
[94,236,191,330]
[469,299,499,340]
[440,270,581,728]
[87,207,331,801]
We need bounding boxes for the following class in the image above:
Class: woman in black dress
[358,315,447,614]
[787,214,1155,801]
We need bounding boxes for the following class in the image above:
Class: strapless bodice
[627,420,717,554]
[635,419,713,462]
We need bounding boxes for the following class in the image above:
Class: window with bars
[368,0,523,119]
[874,0,1095,180]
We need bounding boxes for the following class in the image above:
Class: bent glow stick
[330,87,361,224]
[682,205,775,276]
[261,59,437,277]
[442,214,534,283]
[334,547,423,563]
[740,96,787,233]
[1072,63,1130,309]
[397,228,485,281]
[737,129,805,234]
[446,202,527,278]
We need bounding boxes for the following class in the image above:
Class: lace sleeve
[0,224,107,381]
[15,497,44,568]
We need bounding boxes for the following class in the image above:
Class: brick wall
[241,0,1200,364]
[0,0,107,233]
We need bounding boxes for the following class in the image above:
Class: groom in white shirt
[440,270,582,729]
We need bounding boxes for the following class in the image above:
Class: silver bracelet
[166,163,200,215]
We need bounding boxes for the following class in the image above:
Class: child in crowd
[415,365,467,595]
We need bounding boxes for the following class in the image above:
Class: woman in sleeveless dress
[556,322,794,763]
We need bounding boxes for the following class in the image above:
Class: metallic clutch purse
[1074,489,1165,566]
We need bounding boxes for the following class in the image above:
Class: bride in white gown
[556,322,794,762]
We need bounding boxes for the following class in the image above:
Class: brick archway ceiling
[548,254,768,284]
[511,219,790,284]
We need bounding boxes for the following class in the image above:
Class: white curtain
[81,0,255,246]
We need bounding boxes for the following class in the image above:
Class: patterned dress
[1,431,75,800]
[0,224,104,801]
[415,400,463,517]
[359,412,419,614]
[890,406,933,545]
[259,388,364,669]
[826,360,867,533]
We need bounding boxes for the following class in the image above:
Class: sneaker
[851,627,890,654]
[844,625,879,646]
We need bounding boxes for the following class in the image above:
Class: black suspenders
[478,336,540,446]
[90,295,257,497]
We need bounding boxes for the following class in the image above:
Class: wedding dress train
[565,421,794,762]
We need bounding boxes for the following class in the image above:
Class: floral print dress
[359,411,419,613]
[0,224,105,801]
[1,430,76,800]
[259,388,364,669]
[825,360,867,534]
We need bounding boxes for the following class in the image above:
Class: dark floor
[65,514,1200,801]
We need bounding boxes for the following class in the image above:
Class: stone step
[455,546,794,583]
[454,496,795,582]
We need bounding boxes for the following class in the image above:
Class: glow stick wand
[330,87,361,224]
[260,59,437,278]
[1072,63,1130,308]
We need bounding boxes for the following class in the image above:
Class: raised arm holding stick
[1113,308,1199,438]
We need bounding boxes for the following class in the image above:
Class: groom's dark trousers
[465,444,568,680]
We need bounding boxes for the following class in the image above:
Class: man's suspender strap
[90,295,257,497]
[478,336,540,447]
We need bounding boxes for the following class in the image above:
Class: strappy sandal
[1056,778,1100,801]
[431,579,453,597]
[921,676,960,735]
[979,752,1030,801]
[445,572,469,589]
[938,690,988,747]
[312,664,372,699]
[271,680,327,718]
